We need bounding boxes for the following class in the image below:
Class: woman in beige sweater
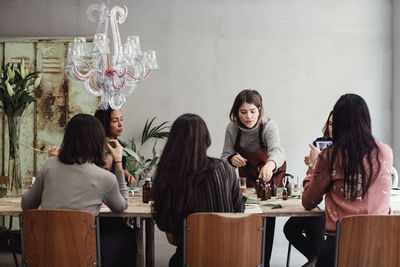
[22,113,136,267]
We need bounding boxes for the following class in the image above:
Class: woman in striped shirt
[153,113,246,267]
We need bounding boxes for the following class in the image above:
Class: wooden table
[0,195,154,267]
[1,189,399,267]
[258,197,324,216]
[243,188,400,216]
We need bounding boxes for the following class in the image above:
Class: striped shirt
[154,158,245,245]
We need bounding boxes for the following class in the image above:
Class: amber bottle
[142,178,153,203]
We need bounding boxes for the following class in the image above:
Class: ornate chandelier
[65,0,158,110]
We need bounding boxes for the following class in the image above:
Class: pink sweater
[302,142,393,236]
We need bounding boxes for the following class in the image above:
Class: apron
[234,124,286,188]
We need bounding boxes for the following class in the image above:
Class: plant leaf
[141,117,156,145]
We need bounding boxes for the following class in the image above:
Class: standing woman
[221,89,286,186]
[302,94,392,267]
[153,114,245,267]
[95,107,135,184]
[221,89,286,267]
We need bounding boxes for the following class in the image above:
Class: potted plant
[124,117,169,186]
[0,59,41,195]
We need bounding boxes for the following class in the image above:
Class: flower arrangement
[0,59,41,117]
[0,59,41,195]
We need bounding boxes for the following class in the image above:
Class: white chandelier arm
[109,64,127,90]
[88,69,105,90]
[109,5,128,68]
[72,62,92,81]
[113,64,128,78]
[126,69,151,81]
[87,3,109,35]
[109,93,126,110]
[84,74,105,97]
[87,3,105,23]
[112,75,126,90]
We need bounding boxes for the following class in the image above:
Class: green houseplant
[0,59,41,195]
[124,117,169,185]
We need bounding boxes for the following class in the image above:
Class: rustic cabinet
[0,39,98,186]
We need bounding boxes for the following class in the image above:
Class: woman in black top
[94,108,138,267]
[283,111,332,266]
[153,113,245,267]
[94,107,135,184]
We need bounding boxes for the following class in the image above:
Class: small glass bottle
[257,181,265,199]
[266,184,272,199]
[255,179,261,194]
[285,182,292,196]
[262,186,268,201]
[271,181,276,197]
[142,177,152,203]
[282,188,288,200]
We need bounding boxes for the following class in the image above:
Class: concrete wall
[394,0,400,174]
[0,0,393,177]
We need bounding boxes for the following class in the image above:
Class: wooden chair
[183,213,265,267]
[335,215,400,267]
[19,209,100,267]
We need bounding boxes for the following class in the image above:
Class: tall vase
[7,114,22,197]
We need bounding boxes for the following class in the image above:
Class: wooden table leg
[136,218,144,267]
[145,218,154,267]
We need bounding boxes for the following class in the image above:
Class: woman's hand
[48,146,60,157]
[304,155,313,166]
[231,154,247,167]
[106,139,123,162]
[259,160,276,182]
[308,144,320,165]
[124,170,136,185]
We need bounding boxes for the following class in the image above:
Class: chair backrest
[20,209,100,267]
[183,212,265,267]
[335,215,400,267]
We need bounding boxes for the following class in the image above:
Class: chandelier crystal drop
[65,0,158,110]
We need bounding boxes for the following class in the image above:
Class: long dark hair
[152,113,215,237]
[229,89,264,127]
[328,94,380,200]
[322,111,333,139]
[59,114,105,166]
[94,107,114,137]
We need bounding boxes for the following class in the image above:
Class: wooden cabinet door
[0,39,98,186]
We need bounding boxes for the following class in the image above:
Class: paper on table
[245,204,262,214]
[245,196,259,204]
[100,206,111,212]
[262,203,283,209]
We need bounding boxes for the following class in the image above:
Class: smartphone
[315,141,332,151]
